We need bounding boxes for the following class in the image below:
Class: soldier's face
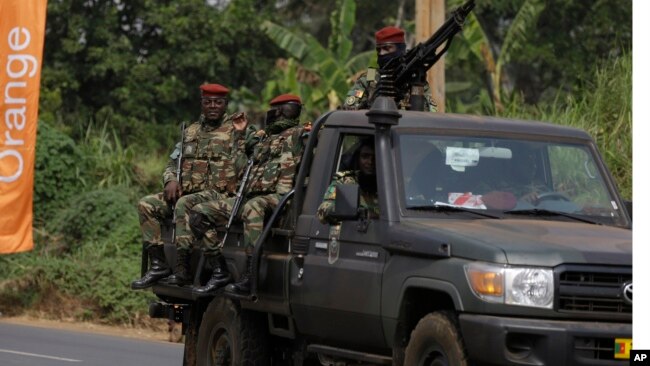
[376,44,398,56]
[358,145,375,176]
[201,97,228,121]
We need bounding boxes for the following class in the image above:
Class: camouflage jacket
[163,114,259,195]
[317,170,380,225]
[341,68,437,112]
[242,118,305,197]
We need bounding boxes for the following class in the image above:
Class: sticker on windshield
[448,192,487,209]
[446,147,479,172]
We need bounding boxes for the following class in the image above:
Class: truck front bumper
[459,314,630,366]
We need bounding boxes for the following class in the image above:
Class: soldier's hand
[232,112,248,131]
[164,181,182,204]
[520,191,539,204]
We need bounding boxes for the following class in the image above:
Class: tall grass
[80,122,138,188]
[498,52,632,199]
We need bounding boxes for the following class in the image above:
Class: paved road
[0,322,183,366]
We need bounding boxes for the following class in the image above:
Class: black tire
[404,312,468,366]
[196,297,268,366]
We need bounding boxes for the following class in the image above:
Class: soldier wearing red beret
[342,26,437,112]
[132,83,260,289]
[189,93,307,295]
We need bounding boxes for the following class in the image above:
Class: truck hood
[397,219,631,267]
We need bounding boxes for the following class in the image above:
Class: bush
[0,240,153,325]
[34,121,87,223]
[48,188,138,251]
[498,52,632,199]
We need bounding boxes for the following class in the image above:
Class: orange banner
[0,1,47,254]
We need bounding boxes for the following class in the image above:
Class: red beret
[375,26,405,45]
[270,94,302,106]
[200,83,229,97]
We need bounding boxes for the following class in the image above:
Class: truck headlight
[465,263,554,309]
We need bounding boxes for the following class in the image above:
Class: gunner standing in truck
[341,26,437,111]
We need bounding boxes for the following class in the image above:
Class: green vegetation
[0,0,631,326]
[498,52,632,199]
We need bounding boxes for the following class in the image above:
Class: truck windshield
[399,134,627,227]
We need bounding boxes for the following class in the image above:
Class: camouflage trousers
[137,190,228,250]
[190,193,280,255]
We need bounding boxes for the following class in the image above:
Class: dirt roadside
[0,315,177,343]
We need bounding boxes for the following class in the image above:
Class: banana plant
[261,0,374,112]
[449,0,546,112]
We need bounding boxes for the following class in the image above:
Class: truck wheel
[404,312,468,366]
[196,297,267,366]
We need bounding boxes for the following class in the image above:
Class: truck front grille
[557,266,632,315]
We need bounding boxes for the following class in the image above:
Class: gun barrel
[170,122,186,243]
[219,158,254,249]
[392,0,475,89]
[176,122,186,183]
[226,159,254,229]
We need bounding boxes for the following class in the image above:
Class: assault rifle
[170,122,186,242]
[375,0,475,110]
[218,158,255,249]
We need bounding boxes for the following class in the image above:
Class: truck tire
[403,312,468,366]
[196,297,268,366]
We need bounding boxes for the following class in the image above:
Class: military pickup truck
[144,97,632,366]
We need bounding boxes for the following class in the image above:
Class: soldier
[341,26,437,112]
[131,83,258,289]
[188,94,306,295]
[317,138,380,224]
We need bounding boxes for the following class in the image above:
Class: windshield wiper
[503,209,602,225]
[408,203,503,219]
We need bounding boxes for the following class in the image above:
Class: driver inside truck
[508,148,549,204]
[480,144,550,208]
[317,137,380,224]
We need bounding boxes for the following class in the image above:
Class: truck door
[290,132,388,350]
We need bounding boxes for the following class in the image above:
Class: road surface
[0,321,183,366]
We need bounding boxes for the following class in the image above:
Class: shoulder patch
[345,95,357,106]
[169,142,181,159]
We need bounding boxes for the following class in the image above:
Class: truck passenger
[317,137,380,224]
[188,94,306,295]
[131,83,257,289]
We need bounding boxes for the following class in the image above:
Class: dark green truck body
[147,103,632,366]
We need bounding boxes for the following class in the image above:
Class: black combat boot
[166,249,190,286]
[225,255,253,295]
[131,245,171,290]
[193,254,232,295]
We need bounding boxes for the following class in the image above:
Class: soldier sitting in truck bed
[187,94,306,296]
[131,83,257,290]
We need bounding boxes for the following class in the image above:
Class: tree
[41,0,282,148]
[261,0,374,114]
[445,0,631,113]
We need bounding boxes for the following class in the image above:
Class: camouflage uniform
[190,117,305,254]
[137,114,258,251]
[317,170,380,225]
[341,68,437,112]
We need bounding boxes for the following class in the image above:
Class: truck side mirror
[331,184,360,221]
